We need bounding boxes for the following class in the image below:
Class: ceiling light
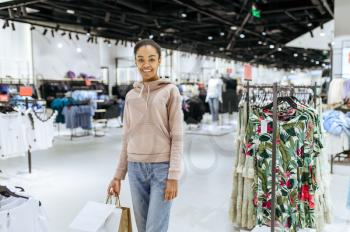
[149,34,154,39]
[269,44,275,49]
[277,47,282,51]
[294,53,298,57]
[57,43,63,48]
[315,60,319,64]
[262,31,266,36]
[138,37,142,41]
[66,9,75,14]
[258,41,262,45]
[21,5,27,16]
[320,31,325,37]
[210,51,214,55]
[263,42,267,46]
[322,63,326,67]
[230,26,238,30]
[220,32,225,36]
[270,54,275,58]
[239,33,245,38]
[76,47,82,53]
[208,36,213,40]
[181,13,187,18]
[160,33,165,37]
[219,47,224,51]
[303,57,307,60]
[311,59,315,63]
[86,32,90,36]
[307,22,312,27]
[331,41,335,46]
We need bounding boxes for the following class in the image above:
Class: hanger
[263,94,298,109]
[0,185,29,200]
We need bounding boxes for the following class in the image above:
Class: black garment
[112,84,133,100]
[183,96,206,124]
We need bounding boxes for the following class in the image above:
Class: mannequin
[205,75,223,122]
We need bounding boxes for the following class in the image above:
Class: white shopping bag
[69,200,123,232]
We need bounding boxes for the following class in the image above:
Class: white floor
[0,116,349,232]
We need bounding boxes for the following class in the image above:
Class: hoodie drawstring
[146,85,150,109]
[138,84,150,109]
[139,84,144,98]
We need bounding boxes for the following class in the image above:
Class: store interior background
[0,0,349,231]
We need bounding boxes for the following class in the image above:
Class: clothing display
[114,79,183,181]
[62,105,94,130]
[183,96,206,124]
[0,108,56,159]
[0,186,48,232]
[205,78,223,102]
[327,78,350,104]
[322,110,350,135]
[230,88,331,232]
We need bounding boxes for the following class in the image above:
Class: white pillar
[333,0,350,79]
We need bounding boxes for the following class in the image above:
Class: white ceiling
[286,20,334,50]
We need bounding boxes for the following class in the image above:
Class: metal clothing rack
[243,82,321,232]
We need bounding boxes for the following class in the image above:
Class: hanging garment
[245,103,323,232]
[327,79,345,104]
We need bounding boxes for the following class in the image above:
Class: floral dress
[244,103,322,232]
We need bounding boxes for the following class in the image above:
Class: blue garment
[323,110,350,135]
[62,105,93,129]
[208,97,219,121]
[128,162,172,232]
[51,98,74,123]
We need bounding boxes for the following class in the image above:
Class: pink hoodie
[114,79,183,180]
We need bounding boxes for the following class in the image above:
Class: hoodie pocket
[128,122,171,155]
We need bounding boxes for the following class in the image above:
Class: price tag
[261,120,268,134]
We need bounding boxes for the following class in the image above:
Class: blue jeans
[208,97,219,121]
[128,162,172,232]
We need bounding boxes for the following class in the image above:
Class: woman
[108,39,183,232]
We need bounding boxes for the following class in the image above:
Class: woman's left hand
[164,179,178,201]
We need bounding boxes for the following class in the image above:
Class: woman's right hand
[108,178,121,196]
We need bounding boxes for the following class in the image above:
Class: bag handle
[106,195,121,208]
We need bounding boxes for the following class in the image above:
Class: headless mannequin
[206,75,223,122]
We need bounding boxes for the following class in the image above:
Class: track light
[55,24,60,31]
[220,32,225,36]
[51,29,54,37]
[43,28,48,35]
[87,37,93,43]
[310,31,314,38]
[149,34,154,39]
[269,44,275,49]
[277,47,282,52]
[61,31,66,36]
[69,32,72,40]
[30,25,35,30]
[21,6,27,16]
[11,22,15,31]
[239,33,245,38]
[2,20,9,29]
[94,37,98,44]
[76,34,79,40]
[104,12,111,23]
[208,36,213,40]
[8,8,14,18]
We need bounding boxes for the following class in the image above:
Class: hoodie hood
[133,79,173,109]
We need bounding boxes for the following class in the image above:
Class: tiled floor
[0,118,349,232]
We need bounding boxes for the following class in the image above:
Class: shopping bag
[69,196,132,232]
[105,196,132,232]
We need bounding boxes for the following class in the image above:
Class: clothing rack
[243,82,321,232]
